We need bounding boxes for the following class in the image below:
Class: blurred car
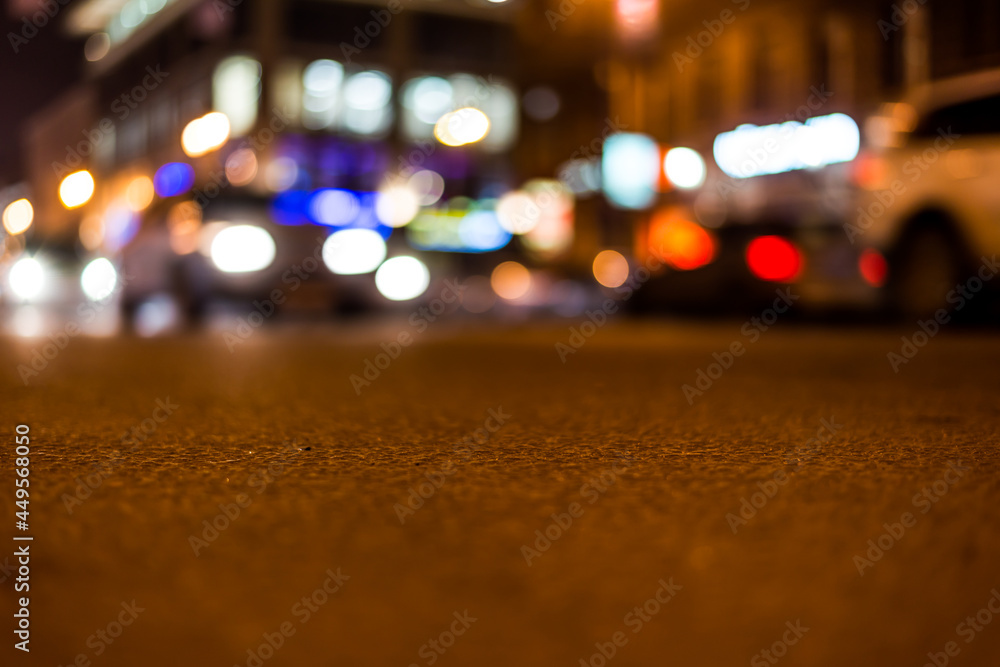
[118,193,387,327]
[854,68,1000,317]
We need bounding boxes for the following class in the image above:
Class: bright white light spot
[81,258,119,301]
[434,108,490,146]
[664,147,706,190]
[601,133,659,209]
[375,256,430,301]
[713,112,861,179]
[322,229,386,275]
[3,199,33,235]
[182,112,231,157]
[213,56,261,136]
[59,170,96,209]
[344,71,392,111]
[375,185,420,227]
[9,257,44,301]
[406,77,453,124]
[210,225,276,273]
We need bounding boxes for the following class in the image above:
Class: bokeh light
[182,112,231,157]
[59,170,96,209]
[663,147,706,190]
[153,162,195,197]
[81,258,119,301]
[648,212,716,270]
[126,175,155,211]
[310,189,361,226]
[859,248,888,287]
[375,184,420,227]
[592,250,630,288]
[408,170,445,206]
[490,261,531,300]
[375,256,430,301]
[225,148,258,186]
[8,257,44,301]
[323,229,387,275]
[434,108,490,147]
[210,225,276,273]
[745,236,803,282]
[3,198,33,235]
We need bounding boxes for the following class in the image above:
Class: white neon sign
[713,113,860,179]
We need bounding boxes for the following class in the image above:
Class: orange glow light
[648,212,716,270]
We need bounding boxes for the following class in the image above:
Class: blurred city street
[4,0,1000,663]
[3,320,999,666]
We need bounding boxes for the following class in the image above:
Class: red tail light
[746,236,803,282]
[858,248,888,287]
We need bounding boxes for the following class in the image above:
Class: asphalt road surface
[2,319,999,667]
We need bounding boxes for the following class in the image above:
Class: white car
[853,68,1000,317]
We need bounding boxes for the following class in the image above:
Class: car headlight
[209,225,276,273]
[8,257,45,301]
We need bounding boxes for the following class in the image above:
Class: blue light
[458,211,511,252]
[308,189,361,226]
[153,163,195,197]
[271,190,311,226]
[601,133,660,210]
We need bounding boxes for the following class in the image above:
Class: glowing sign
[601,133,659,209]
[712,113,860,179]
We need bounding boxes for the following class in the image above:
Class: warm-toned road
[2,320,999,667]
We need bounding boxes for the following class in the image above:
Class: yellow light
[2,199,34,235]
[592,250,629,288]
[126,175,154,211]
[491,261,531,301]
[434,108,490,147]
[181,112,231,157]
[59,170,95,209]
